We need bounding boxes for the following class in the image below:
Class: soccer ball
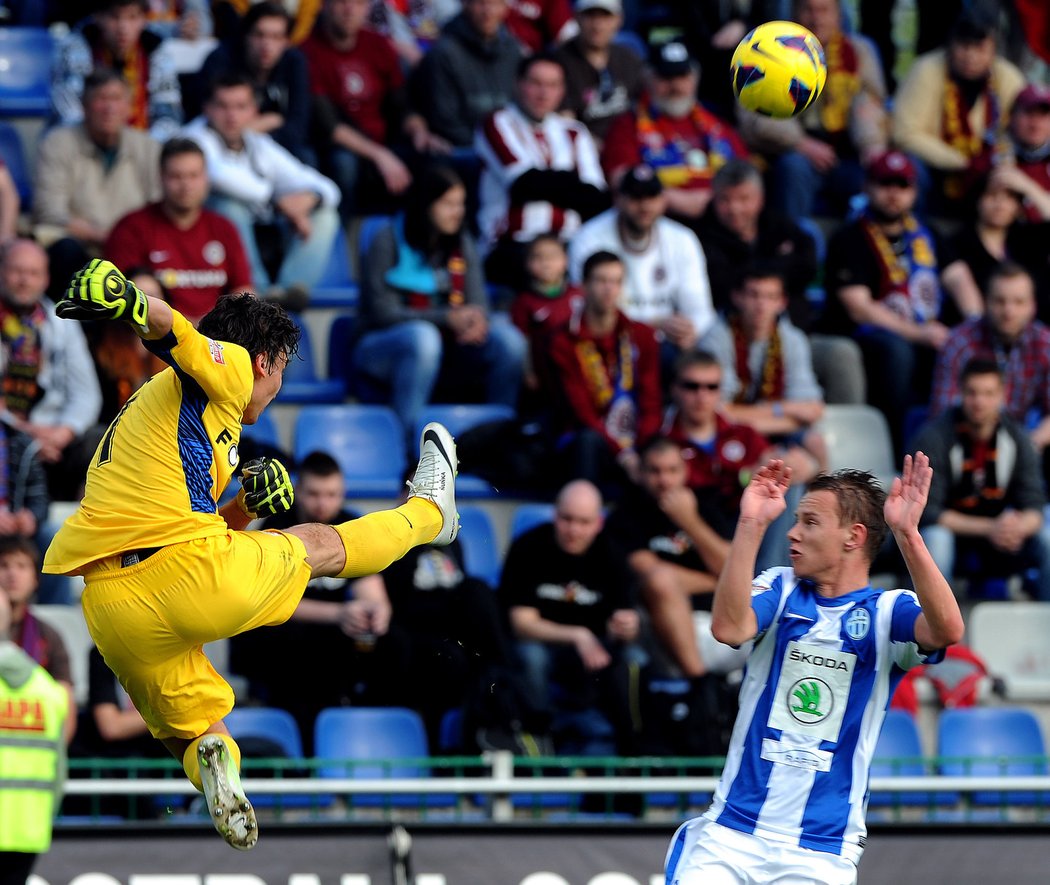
[731,21,827,118]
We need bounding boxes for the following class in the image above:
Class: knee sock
[182,733,242,792]
[334,498,441,579]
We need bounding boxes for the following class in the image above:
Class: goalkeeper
[43,260,460,851]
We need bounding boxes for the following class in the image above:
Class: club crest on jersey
[845,607,871,640]
[228,443,239,467]
[207,339,226,365]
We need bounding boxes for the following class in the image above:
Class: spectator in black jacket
[913,358,1050,601]
[192,2,313,163]
[694,159,817,326]
[415,0,523,148]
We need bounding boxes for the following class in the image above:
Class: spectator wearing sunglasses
[662,350,811,569]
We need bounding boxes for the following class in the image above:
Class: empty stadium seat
[239,408,281,452]
[968,602,1050,702]
[510,503,555,540]
[225,706,303,758]
[815,404,896,489]
[0,27,54,116]
[937,707,1048,805]
[326,313,389,403]
[870,709,945,806]
[419,404,516,498]
[276,315,346,404]
[223,707,311,807]
[294,405,405,497]
[311,225,359,307]
[31,603,93,707]
[313,706,454,807]
[457,504,500,586]
[0,121,31,204]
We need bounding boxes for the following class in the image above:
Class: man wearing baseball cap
[819,149,980,455]
[569,163,715,378]
[601,41,748,227]
[553,0,643,144]
[1005,83,1050,221]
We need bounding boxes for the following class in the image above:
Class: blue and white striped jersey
[703,567,942,863]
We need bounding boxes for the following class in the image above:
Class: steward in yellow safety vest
[0,590,67,884]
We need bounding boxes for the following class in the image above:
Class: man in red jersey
[105,139,252,323]
[302,0,447,216]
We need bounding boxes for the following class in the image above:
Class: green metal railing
[57,753,1050,827]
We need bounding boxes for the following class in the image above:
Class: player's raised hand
[57,259,149,333]
[884,451,932,533]
[238,457,294,518]
[739,459,792,525]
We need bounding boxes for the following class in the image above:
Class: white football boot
[198,734,258,850]
[406,422,459,545]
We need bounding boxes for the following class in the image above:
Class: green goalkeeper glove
[57,259,149,334]
[237,457,294,518]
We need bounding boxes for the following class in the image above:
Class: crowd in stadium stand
[3,0,1050,781]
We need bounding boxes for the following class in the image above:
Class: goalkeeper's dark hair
[806,470,887,562]
[198,292,301,371]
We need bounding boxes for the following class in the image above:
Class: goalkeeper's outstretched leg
[44,259,459,850]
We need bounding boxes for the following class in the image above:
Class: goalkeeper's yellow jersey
[43,310,254,575]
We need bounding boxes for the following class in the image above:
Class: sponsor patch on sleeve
[208,339,226,365]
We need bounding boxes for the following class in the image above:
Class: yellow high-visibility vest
[0,663,67,853]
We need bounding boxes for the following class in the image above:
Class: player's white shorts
[665,817,858,885]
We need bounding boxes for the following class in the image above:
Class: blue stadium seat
[313,706,454,807]
[937,707,1048,805]
[311,226,358,307]
[457,504,500,586]
[437,708,463,753]
[419,404,516,498]
[225,707,304,758]
[0,121,31,204]
[358,213,392,258]
[327,313,388,403]
[224,707,313,807]
[510,503,555,540]
[276,315,347,404]
[239,408,280,451]
[294,405,405,497]
[870,709,946,806]
[0,28,54,116]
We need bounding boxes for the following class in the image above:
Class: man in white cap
[569,163,715,376]
[554,0,643,146]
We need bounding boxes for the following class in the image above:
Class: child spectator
[510,233,581,395]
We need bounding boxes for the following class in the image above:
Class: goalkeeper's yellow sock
[334,498,441,579]
[182,733,242,792]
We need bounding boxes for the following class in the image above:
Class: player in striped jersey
[665,454,963,884]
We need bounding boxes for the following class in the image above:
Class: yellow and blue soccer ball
[731,21,827,118]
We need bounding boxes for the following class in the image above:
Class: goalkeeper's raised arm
[58,259,174,340]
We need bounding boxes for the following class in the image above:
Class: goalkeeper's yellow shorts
[81,530,311,740]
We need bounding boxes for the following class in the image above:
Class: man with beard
[568,164,715,377]
[601,41,748,227]
[819,150,981,455]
